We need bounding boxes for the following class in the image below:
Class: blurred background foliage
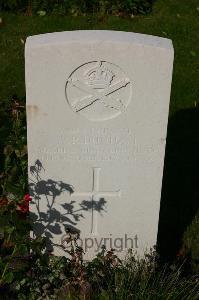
[0,0,154,16]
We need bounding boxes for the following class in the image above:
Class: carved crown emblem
[84,62,114,89]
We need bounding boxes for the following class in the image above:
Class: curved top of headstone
[26,30,173,51]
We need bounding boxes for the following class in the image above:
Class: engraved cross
[71,168,121,234]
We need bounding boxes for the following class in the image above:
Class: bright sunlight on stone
[25,30,174,259]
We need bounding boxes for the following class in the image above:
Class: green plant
[0,97,27,198]
[17,251,68,300]
[85,248,199,300]
[0,96,29,296]
[0,194,32,295]
[181,212,199,274]
[18,243,199,300]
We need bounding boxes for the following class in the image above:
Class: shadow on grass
[157,106,199,262]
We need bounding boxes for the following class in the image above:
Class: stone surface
[25,30,174,259]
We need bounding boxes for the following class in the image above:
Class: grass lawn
[0,0,199,114]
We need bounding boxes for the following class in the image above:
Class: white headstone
[25,30,174,259]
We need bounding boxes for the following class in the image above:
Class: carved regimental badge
[65,61,132,121]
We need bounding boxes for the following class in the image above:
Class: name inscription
[31,128,162,162]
